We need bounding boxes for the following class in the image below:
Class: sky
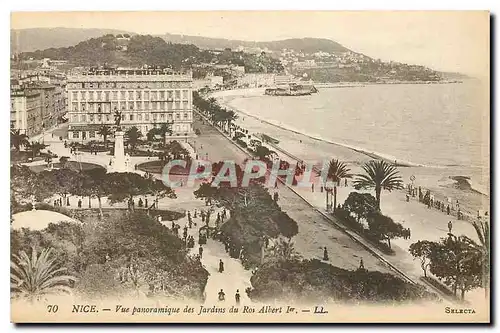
[11,11,490,76]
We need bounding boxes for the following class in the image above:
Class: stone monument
[109,111,127,172]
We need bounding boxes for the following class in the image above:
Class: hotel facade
[66,69,194,142]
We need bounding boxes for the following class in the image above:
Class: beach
[213,86,490,222]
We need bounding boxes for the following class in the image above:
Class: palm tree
[319,159,352,212]
[27,142,48,158]
[353,160,403,211]
[125,126,142,151]
[159,123,173,144]
[466,220,490,298]
[97,125,112,149]
[11,247,76,302]
[11,129,29,151]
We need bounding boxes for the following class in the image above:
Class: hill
[10,28,351,55]
[16,34,284,73]
[161,34,350,53]
[11,27,134,53]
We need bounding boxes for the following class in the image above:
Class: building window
[167,113,172,121]
[121,91,126,99]
[144,101,149,110]
[136,91,141,100]
[89,131,95,138]
[176,113,180,120]
[90,115,94,122]
[130,103,134,110]
[145,113,149,121]
[160,91,165,100]
[72,102,78,111]
[160,114,165,121]
[121,115,125,121]
[98,115,102,122]
[183,90,189,100]
[183,101,189,109]
[106,115,110,122]
[175,90,181,99]
[138,114,142,121]
[128,91,134,100]
[152,114,157,121]
[89,92,94,101]
[72,115,78,122]
[105,91,110,101]
[129,114,134,121]
[81,102,86,111]
[72,92,78,100]
[184,112,188,119]
[175,102,180,110]
[113,91,118,100]
[73,131,79,138]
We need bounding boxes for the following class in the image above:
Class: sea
[225,80,490,199]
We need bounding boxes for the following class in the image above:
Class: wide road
[191,116,392,274]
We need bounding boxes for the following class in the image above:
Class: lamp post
[325,180,339,213]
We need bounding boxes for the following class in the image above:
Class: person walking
[78,199,82,208]
[235,290,241,305]
[448,221,453,233]
[447,205,451,215]
[311,183,315,192]
[323,247,329,261]
[219,259,224,273]
[198,245,203,259]
[218,289,225,301]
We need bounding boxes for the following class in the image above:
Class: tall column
[111,130,127,172]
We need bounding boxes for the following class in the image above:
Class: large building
[66,69,194,142]
[10,88,42,136]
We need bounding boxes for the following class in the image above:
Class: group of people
[53,197,69,207]
[402,228,411,240]
[407,185,464,221]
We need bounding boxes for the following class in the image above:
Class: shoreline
[208,88,489,220]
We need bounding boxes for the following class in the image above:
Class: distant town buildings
[66,68,194,142]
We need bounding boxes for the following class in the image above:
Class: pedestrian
[406,194,410,202]
[138,198,143,208]
[145,198,148,208]
[53,200,57,206]
[194,209,197,218]
[199,245,203,259]
[219,259,224,273]
[447,205,451,215]
[320,185,324,193]
[408,228,411,239]
[218,289,225,301]
[311,183,314,192]
[235,290,241,305]
[66,197,70,206]
[359,258,365,269]
[78,199,82,208]
[183,226,188,241]
[457,208,462,220]
[448,221,453,233]
[323,247,329,261]
[345,178,348,187]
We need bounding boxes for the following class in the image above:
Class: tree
[265,237,301,263]
[125,126,142,150]
[159,123,173,144]
[26,141,48,158]
[11,129,29,151]
[366,212,404,249]
[320,159,352,212]
[80,168,109,218]
[42,168,80,203]
[106,172,154,211]
[468,220,490,298]
[59,156,70,168]
[98,126,112,149]
[254,146,272,161]
[427,235,482,300]
[353,160,403,211]
[11,247,76,302]
[343,192,377,223]
[146,127,159,142]
[409,240,436,277]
